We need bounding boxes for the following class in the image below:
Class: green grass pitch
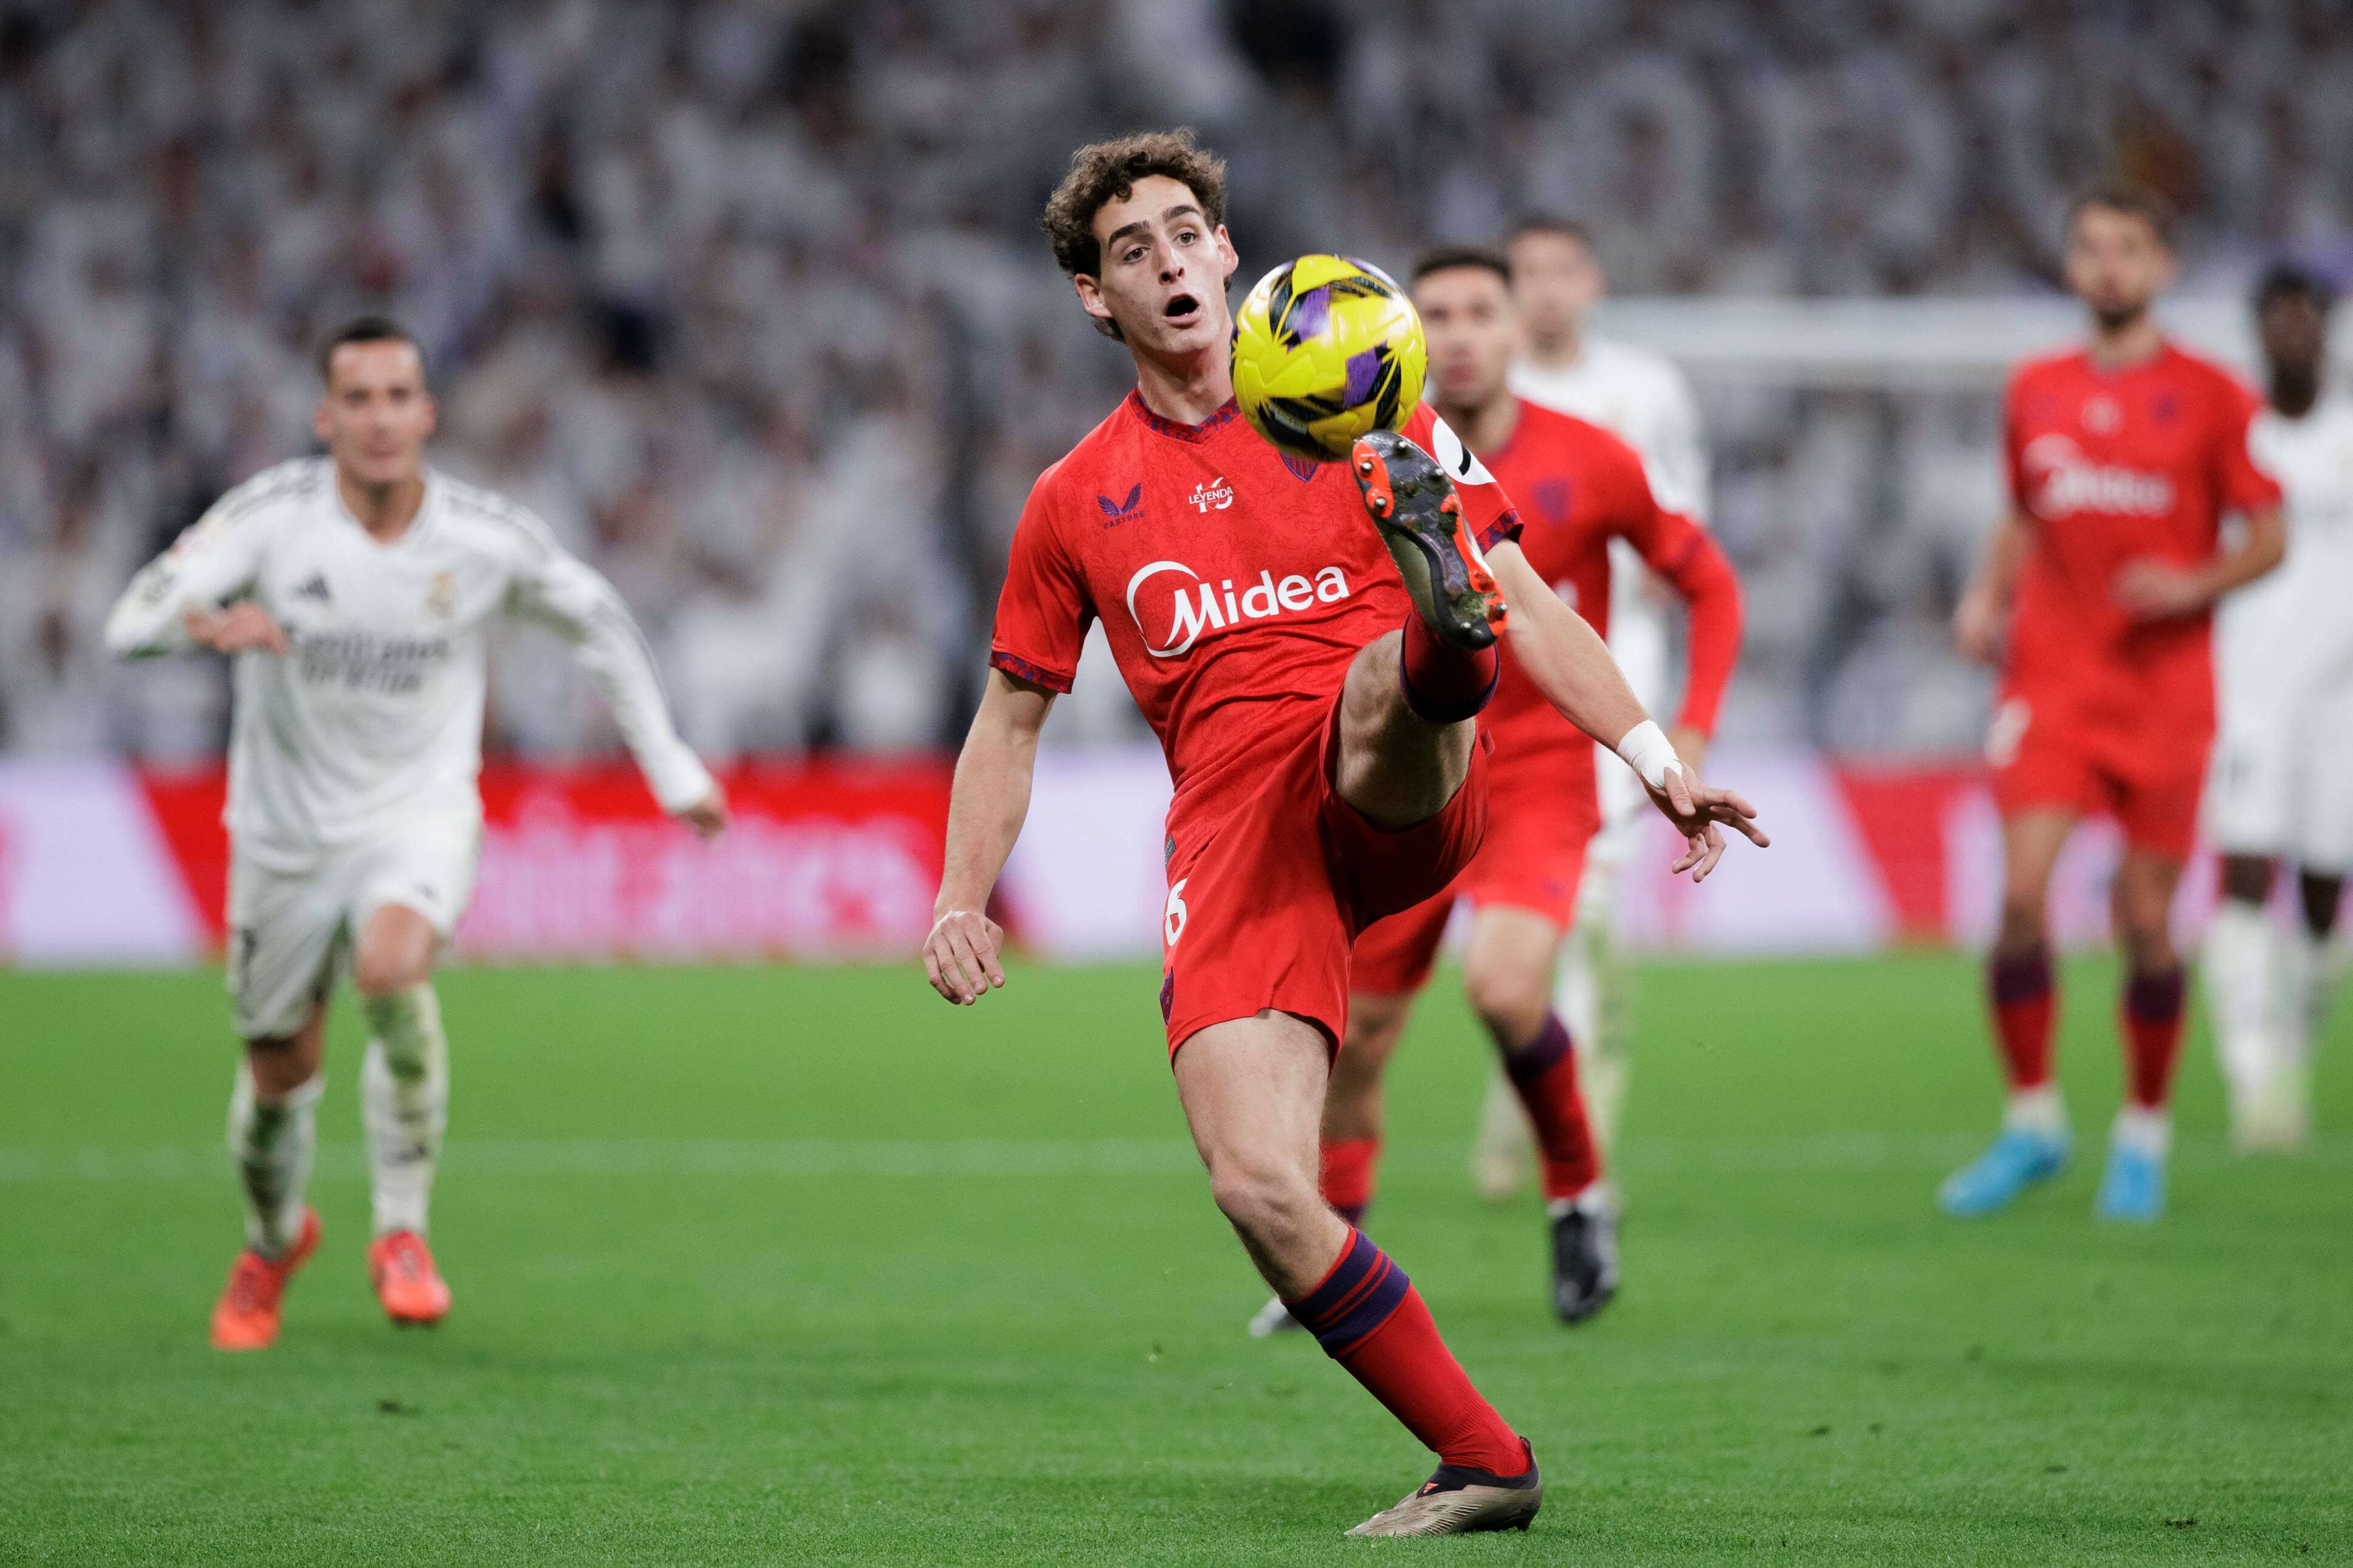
[2,952,2348,1565]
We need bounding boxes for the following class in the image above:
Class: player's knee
[351,944,429,999]
[1206,1150,1317,1242]
[1462,957,1547,1044]
[2219,855,2275,906]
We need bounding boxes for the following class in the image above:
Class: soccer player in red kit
[920,131,1765,1536]
[1944,183,2284,1224]
[1243,248,1743,1337]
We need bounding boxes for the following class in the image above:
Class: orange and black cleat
[367,1230,453,1327]
[210,1207,321,1351]
[1350,430,1508,651]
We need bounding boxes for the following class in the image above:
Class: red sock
[1319,1136,1379,1228]
[1501,1013,1602,1201]
[1284,1229,1525,1474]
[2121,965,2187,1109]
[1398,613,1498,724]
[1987,946,2056,1091]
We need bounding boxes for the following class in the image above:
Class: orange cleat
[209,1207,321,1351]
[367,1230,452,1326]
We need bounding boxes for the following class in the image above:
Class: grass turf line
[1,952,2348,1565]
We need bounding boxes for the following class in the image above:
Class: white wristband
[1615,720,1684,791]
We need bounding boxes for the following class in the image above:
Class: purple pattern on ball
[1289,285,1330,340]
[1342,347,1383,406]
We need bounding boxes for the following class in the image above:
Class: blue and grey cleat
[2093,1140,2166,1224]
[1936,1128,2070,1217]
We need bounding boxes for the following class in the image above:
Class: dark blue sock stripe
[1503,1012,1572,1087]
[1397,651,1498,725]
[1285,1231,1413,1357]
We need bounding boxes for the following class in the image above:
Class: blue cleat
[2094,1140,2166,1224]
[1937,1128,2070,1217]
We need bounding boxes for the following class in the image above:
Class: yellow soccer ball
[1231,254,1426,461]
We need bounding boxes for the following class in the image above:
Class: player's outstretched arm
[925,668,1054,1005]
[506,546,726,838]
[1954,510,2032,665]
[104,508,278,659]
[1487,539,1767,881]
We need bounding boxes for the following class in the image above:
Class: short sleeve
[2215,380,2284,515]
[2002,372,2031,513]
[989,478,1092,694]
[1408,405,1522,550]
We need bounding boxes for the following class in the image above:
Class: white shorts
[2205,680,2353,871]
[224,813,481,1039]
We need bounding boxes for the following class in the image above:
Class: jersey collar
[1125,389,1240,443]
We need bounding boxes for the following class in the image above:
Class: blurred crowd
[1,0,2346,762]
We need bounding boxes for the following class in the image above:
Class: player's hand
[924,908,1007,1005]
[674,788,728,841]
[2112,559,2210,621]
[1668,725,1710,781]
[1643,765,1769,883]
[1953,587,2005,665]
[185,602,289,656]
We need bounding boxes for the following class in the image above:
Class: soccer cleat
[1350,431,1506,651]
[1469,1072,1533,1203]
[209,1207,321,1351]
[1247,1294,1304,1339]
[2094,1140,2166,1224]
[2230,1064,2312,1154]
[368,1230,452,1326]
[1550,1200,1620,1324]
[1936,1127,2069,1217]
[1346,1439,1543,1537]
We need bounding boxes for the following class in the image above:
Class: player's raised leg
[1460,907,1615,1321]
[1249,989,1409,1339]
[354,903,455,1325]
[214,1004,327,1351]
[2098,846,2189,1222]
[1940,808,2076,1216]
[1176,1013,1539,1536]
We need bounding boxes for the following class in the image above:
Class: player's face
[2258,292,2328,382]
[1506,230,1602,345]
[1414,266,1516,411]
[2064,206,2174,330]
[315,340,435,488]
[1076,175,1239,359]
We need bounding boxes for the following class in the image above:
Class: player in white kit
[1468,216,1714,1196]
[105,319,725,1349]
[2203,264,2352,1151]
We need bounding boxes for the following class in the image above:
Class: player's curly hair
[1042,129,1228,337]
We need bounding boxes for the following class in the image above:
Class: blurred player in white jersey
[2204,263,2353,1151]
[1468,215,1714,1196]
[106,318,725,1349]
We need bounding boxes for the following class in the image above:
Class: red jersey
[1480,399,1742,783]
[991,394,1519,852]
[2003,342,2281,738]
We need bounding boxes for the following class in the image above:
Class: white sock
[227,1066,323,1257]
[2204,898,2279,1099]
[360,984,448,1238]
[2112,1104,2172,1160]
[2282,921,2332,1067]
[2002,1083,2067,1138]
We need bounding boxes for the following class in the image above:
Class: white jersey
[2217,392,2353,711]
[106,458,712,868]
[2208,391,2353,865]
[1513,334,1712,862]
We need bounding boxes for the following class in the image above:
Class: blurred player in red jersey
[1246,248,1742,1338]
[919,131,1765,1537]
[1943,183,2284,1224]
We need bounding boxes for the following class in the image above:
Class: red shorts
[1989,695,2210,860]
[1350,758,1598,997]
[1159,698,1491,1057]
